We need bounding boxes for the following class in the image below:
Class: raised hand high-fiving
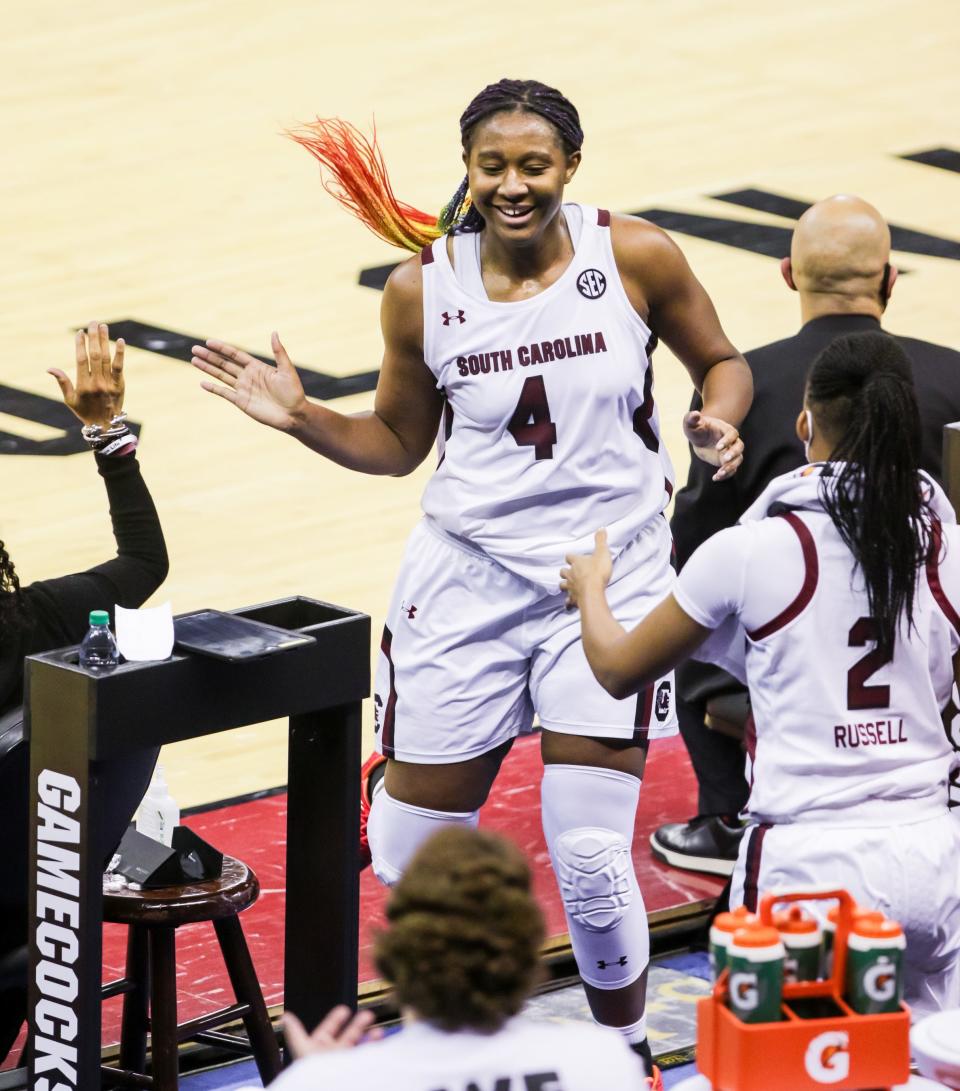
[192,332,307,432]
[48,322,125,427]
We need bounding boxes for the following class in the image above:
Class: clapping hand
[281,1005,382,1060]
[683,410,743,481]
[48,322,125,428]
[192,333,307,432]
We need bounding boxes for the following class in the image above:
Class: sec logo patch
[576,268,606,298]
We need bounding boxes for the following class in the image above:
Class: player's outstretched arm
[561,530,711,699]
[191,256,443,476]
[193,331,306,432]
[611,216,752,481]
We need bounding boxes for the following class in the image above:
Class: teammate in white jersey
[562,330,960,1018]
[193,78,752,1068]
[242,827,650,1091]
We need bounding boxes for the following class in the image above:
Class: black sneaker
[650,815,744,876]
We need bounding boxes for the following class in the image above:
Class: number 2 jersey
[674,463,960,826]
[419,204,675,590]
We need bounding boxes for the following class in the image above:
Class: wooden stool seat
[104,855,260,927]
[101,853,281,1090]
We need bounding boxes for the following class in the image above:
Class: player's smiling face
[464,110,580,245]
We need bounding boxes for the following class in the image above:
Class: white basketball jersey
[246,1016,644,1091]
[676,465,960,825]
[419,204,675,590]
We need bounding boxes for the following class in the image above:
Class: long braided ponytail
[286,78,582,252]
[806,330,932,660]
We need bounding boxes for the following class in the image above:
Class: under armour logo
[441,310,466,325]
[402,601,418,620]
[597,956,629,969]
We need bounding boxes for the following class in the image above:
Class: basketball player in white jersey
[562,330,960,1019]
[243,827,648,1091]
[192,79,753,1074]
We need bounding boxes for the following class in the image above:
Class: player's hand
[560,529,613,608]
[48,322,125,428]
[684,410,743,481]
[281,1005,381,1059]
[192,332,307,432]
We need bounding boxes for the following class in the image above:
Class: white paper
[115,602,175,662]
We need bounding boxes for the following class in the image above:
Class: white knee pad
[554,827,634,932]
[542,764,649,990]
[367,785,479,887]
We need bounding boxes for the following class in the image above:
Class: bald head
[789,196,891,307]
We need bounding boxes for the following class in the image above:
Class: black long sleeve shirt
[0,452,168,715]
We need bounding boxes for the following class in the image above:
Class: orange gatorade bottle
[709,905,757,979]
[726,923,784,1024]
[845,916,906,1014]
[773,905,822,982]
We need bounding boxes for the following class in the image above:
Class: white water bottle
[136,765,180,847]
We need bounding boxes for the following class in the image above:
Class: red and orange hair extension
[285,118,456,253]
[287,84,580,250]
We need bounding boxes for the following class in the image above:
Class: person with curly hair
[254,826,655,1089]
[0,323,169,1060]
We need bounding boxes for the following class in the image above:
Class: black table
[24,596,369,1090]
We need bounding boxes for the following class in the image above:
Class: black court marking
[105,320,380,400]
[0,383,142,457]
[358,263,399,291]
[713,188,811,220]
[900,147,960,174]
[631,207,794,258]
[715,188,960,261]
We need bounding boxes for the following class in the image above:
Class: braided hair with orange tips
[286,79,583,251]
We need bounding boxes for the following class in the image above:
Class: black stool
[101,855,282,1089]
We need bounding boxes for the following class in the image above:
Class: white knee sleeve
[542,764,649,990]
[367,784,479,887]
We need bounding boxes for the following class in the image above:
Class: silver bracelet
[81,411,128,443]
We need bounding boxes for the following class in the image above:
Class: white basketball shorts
[730,812,960,1020]
[372,515,678,764]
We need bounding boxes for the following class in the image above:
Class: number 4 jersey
[419,204,674,590]
[675,463,960,826]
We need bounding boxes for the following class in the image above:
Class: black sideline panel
[24,596,369,1091]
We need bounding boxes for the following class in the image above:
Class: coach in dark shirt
[653,195,960,876]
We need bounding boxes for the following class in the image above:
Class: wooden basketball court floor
[2,0,959,815]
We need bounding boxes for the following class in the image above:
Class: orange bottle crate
[697,889,911,1091]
